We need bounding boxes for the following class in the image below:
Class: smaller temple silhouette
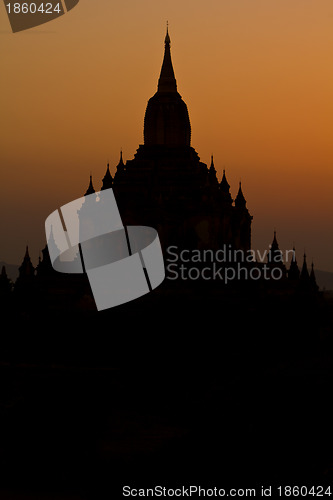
[3,230,318,315]
[14,246,35,294]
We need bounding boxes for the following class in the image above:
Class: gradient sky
[0,0,333,271]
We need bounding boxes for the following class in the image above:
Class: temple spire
[267,231,283,264]
[116,150,125,170]
[101,162,113,191]
[208,155,218,186]
[18,246,35,279]
[84,175,95,196]
[114,150,125,182]
[288,246,300,280]
[272,230,278,247]
[220,169,232,204]
[220,169,230,192]
[300,253,310,280]
[144,26,191,146]
[14,246,35,296]
[158,25,177,93]
[310,261,318,290]
[235,182,247,208]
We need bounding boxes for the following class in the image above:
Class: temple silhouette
[1,26,320,305]
[1,27,333,498]
[89,26,253,253]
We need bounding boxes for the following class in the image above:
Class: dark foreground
[1,281,333,498]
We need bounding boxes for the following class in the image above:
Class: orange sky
[0,0,333,271]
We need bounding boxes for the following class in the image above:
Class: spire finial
[158,23,177,92]
[165,21,170,45]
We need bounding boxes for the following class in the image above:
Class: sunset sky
[0,0,332,272]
